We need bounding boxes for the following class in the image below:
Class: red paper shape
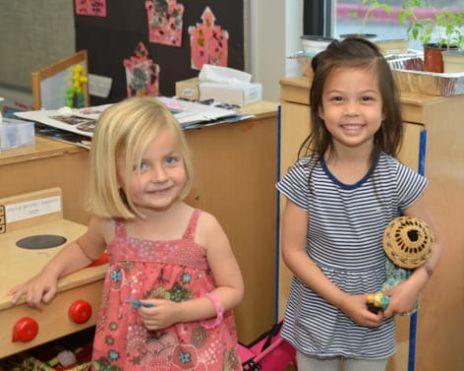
[75,0,107,17]
[123,42,160,97]
[188,6,229,70]
[145,0,184,47]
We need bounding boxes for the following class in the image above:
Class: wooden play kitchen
[279,76,464,371]
[0,188,107,359]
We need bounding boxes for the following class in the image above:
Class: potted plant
[300,35,335,56]
[341,0,393,40]
[399,0,464,72]
[442,49,464,73]
[341,0,410,55]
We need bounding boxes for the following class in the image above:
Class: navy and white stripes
[276,152,427,359]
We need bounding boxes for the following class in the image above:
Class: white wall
[0,0,75,90]
[245,0,303,102]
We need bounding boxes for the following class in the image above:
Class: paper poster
[145,0,184,47]
[123,42,160,97]
[75,0,107,17]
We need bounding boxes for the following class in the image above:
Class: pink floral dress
[91,209,241,370]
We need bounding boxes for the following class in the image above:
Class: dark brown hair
[298,37,403,163]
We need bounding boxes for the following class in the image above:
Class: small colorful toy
[47,348,80,368]
[66,64,88,108]
[366,292,390,314]
[127,298,155,309]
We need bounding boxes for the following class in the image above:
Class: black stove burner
[16,235,67,249]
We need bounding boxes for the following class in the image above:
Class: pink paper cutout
[75,0,107,17]
[145,0,184,47]
[188,6,229,70]
[123,42,160,97]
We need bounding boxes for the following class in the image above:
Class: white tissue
[199,64,252,85]
[57,106,74,116]
[198,65,262,105]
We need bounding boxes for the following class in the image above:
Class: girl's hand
[138,299,182,330]
[8,271,59,310]
[339,294,384,328]
[383,280,421,318]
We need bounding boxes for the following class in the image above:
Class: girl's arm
[9,216,109,309]
[281,199,383,327]
[383,196,442,317]
[139,212,244,329]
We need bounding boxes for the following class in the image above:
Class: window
[304,0,463,51]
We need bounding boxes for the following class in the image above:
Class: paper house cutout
[145,0,184,47]
[123,42,160,97]
[188,6,229,70]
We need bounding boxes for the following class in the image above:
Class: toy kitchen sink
[0,188,106,359]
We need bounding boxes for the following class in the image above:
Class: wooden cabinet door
[278,102,311,317]
[398,122,424,171]
[388,121,423,371]
[184,116,278,343]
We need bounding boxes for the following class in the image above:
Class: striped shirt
[276,152,428,359]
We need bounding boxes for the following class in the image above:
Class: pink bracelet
[201,292,224,329]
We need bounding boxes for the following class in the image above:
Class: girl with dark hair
[277,38,441,371]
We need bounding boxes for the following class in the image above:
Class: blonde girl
[10,96,244,370]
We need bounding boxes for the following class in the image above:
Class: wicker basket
[383,216,434,269]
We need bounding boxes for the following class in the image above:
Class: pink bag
[238,322,296,371]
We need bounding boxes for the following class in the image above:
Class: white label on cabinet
[5,196,61,223]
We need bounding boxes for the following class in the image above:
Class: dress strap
[182,209,202,241]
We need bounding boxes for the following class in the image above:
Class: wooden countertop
[240,100,279,118]
[279,76,447,107]
[0,100,278,168]
[0,136,84,167]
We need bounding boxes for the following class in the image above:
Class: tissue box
[199,64,252,84]
[0,118,35,151]
[176,78,200,100]
[199,82,262,106]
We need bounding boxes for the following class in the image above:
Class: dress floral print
[91,209,241,370]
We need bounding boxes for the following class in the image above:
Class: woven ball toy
[383,216,434,269]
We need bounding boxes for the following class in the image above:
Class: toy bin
[0,118,35,151]
[0,328,93,371]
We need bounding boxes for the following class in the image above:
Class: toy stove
[0,188,106,359]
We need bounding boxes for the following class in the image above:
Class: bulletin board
[74,0,244,105]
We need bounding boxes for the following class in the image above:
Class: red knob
[12,317,39,342]
[68,300,92,324]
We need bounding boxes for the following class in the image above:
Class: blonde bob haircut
[87,96,193,219]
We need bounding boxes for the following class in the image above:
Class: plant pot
[443,50,464,73]
[300,35,335,55]
[423,43,458,73]
[339,33,377,41]
[298,36,334,78]
[375,39,409,56]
